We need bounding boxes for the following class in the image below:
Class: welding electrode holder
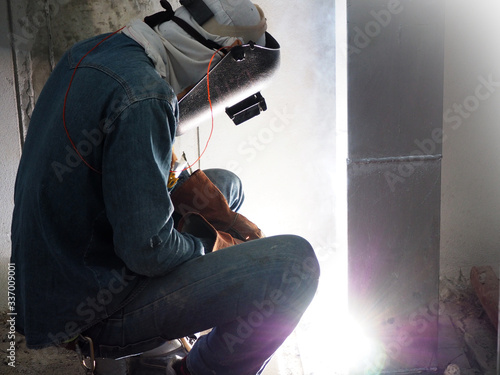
[225,92,267,125]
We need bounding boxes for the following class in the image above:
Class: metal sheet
[348,0,445,160]
[347,0,444,372]
[348,159,441,372]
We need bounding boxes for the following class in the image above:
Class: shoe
[128,354,184,375]
[89,357,129,375]
[127,341,188,375]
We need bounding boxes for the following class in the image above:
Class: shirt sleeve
[102,98,204,277]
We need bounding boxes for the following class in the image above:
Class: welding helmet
[144,0,281,136]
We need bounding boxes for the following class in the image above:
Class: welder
[10,1,320,374]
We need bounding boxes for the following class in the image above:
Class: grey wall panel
[348,159,441,371]
[347,0,444,372]
[348,0,444,160]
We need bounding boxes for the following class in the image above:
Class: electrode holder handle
[225,92,267,125]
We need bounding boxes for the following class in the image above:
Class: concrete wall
[0,0,22,313]
[440,0,500,281]
[8,0,165,137]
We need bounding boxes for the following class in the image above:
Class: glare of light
[297,259,387,375]
[341,317,386,374]
[293,225,386,374]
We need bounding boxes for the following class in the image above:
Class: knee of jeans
[203,168,245,211]
[275,234,321,280]
[269,235,320,313]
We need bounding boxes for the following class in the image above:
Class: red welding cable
[180,45,230,172]
[63,27,125,174]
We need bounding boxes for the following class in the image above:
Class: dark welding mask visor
[176,32,280,136]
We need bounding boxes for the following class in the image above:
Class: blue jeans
[83,169,320,375]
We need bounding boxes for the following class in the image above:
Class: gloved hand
[171,170,263,241]
[170,148,178,168]
[198,236,216,254]
[179,213,243,252]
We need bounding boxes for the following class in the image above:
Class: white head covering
[122,0,267,95]
[202,0,267,45]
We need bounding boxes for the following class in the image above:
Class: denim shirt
[10,33,204,348]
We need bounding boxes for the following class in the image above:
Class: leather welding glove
[171,148,178,167]
[179,212,243,252]
[171,170,264,241]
